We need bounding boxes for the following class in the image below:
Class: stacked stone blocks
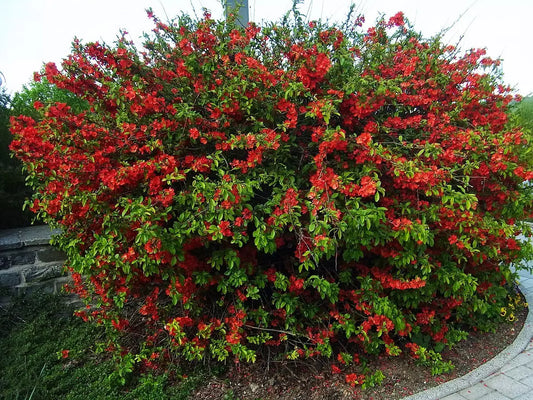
[0,225,68,297]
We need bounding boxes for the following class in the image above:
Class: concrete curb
[404,277,533,400]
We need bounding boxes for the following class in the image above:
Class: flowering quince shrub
[10,7,533,386]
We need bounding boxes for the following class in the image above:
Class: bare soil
[192,298,528,400]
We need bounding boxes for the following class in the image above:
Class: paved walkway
[405,255,533,399]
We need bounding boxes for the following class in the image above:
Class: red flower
[189,128,200,140]
[218,220,233,237]
[44,62,60,81]
[345,373,364,387]
[405,342,420,358]
[331,364,342,374]
[265,268,277,283]
[288,276,305,293]
[61,349,70,359]
[356,132,372,146]
[387,12,405,27]
[357,176,377,197]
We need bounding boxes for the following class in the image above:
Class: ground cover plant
[0,292,207,399]
[9,4,533,389]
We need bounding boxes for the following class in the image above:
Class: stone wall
[0,225,69,301]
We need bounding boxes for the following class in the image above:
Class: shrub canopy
[10,8,533,385]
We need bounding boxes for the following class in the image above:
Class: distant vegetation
[514,96,533,132]
[10,77,88,120]
[512,96,533,173]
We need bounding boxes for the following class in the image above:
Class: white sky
[1,0,532,95]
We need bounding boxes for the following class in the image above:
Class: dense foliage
[9,8,533,386]
[513,96,533,136]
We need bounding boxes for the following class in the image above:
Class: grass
[0,291,216,400]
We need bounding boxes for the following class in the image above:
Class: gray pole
[225,0,249,26]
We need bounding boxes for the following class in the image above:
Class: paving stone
[459,382,494,399]
[500,352,533,372]
[483,373,529,398]
[476,393,511,400]
[514,393,533,400]
[502,365,533,381]
[520,279,533,291]
[441,393,468,400]
[520,376,533,389]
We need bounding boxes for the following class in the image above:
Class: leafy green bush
[9,7,533,386]
[513,96,533,133]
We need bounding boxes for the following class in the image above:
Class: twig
[243,324,308,340]
[283,363,300,381]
